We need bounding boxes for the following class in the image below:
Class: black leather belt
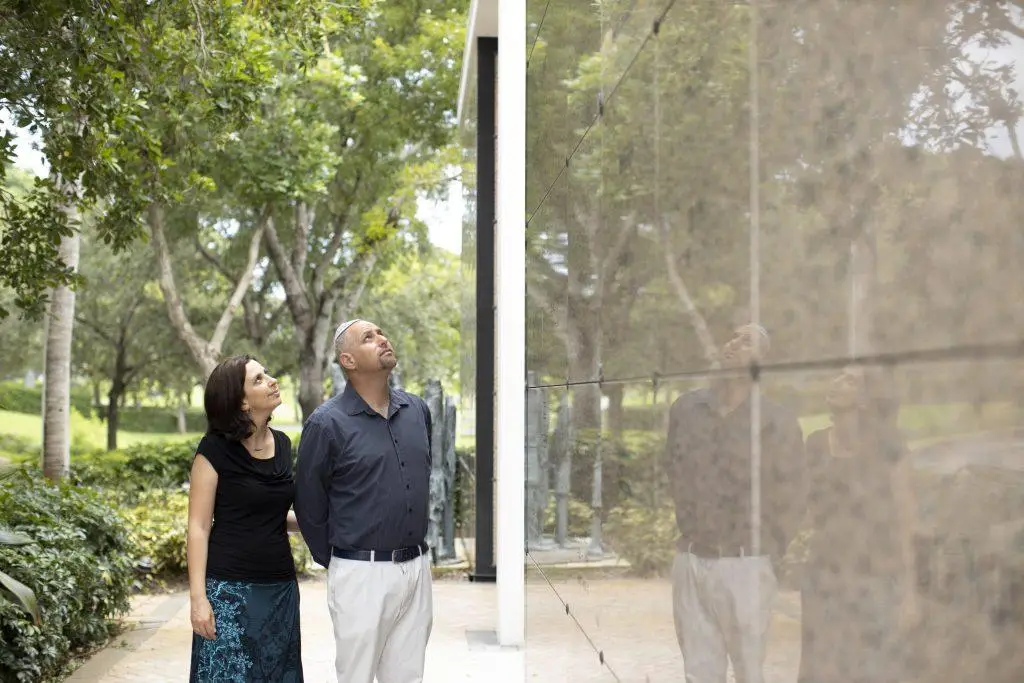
[332,542,428,564]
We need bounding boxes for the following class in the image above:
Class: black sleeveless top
[805,427,904,578]
[197,429,296,582]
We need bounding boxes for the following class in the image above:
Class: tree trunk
[105,344,128,451]
[42,228,81,481]
[298,345,327,422]
[177,398,187,434]
[149,204,267,380]
[106,385,122,451]
[262,211,378,424]
[661,217,720,366]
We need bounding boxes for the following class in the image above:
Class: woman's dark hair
[204,354,266,441]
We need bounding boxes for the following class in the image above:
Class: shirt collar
[698,385,753,416]
[341,382,410,416]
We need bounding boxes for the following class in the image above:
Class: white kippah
[333,319,363,345]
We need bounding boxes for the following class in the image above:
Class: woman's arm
[187,455,218,640]
[286,509,299,533]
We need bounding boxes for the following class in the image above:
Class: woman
[798,365,918,683]
[187,355,303,682]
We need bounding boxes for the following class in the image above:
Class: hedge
[0,470,135,683]
[6,439,198,504]
[0,381,206,433]
[0,382,93,417]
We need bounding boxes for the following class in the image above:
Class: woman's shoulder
[196,432,238,467]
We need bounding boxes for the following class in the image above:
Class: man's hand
[191,596,217,640]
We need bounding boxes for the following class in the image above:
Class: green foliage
[0,381,206,434]
[0,470,134,683]
[542,497,592,539]
[123,490,189,577]
[0,526,40,626]
[6,439,197,503]
[104,407,206,435]
[604,502,678,578]
[359,249,462,393]
[125,489,316,581]
[0,1,327,319]
[0,381,92,416]
[70,441,197,501]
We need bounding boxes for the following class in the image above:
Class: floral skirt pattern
[189,578,303,682]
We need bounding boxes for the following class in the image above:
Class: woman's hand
[191,596,217,640]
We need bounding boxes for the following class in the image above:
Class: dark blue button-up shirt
[294,383,432,567]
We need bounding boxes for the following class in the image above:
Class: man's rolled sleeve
[295,419,335,568]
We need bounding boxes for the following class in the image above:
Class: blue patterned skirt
[189,578,303,682]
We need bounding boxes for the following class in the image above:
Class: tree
[357,248,462,393]
[0,168,43,380]
[247,1,466,420]
[73,230,190,450]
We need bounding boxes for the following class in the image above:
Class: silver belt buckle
[391,549,401,563]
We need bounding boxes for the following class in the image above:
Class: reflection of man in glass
[665,323,805,683]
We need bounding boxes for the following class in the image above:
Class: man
[665,322,805,683]
[295,319,433,683]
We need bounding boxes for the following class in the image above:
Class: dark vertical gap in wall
[470,35,498,583]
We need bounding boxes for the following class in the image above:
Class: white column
[495,0,526,649]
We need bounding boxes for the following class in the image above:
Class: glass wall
[524,1,1024,681]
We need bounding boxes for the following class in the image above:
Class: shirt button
[400,462,405,467]
[406,484,410,490]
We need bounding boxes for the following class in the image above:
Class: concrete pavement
[69,575,803,682]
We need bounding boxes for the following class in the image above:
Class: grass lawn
[0,409,202,449]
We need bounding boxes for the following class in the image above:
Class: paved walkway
[69,575,802,682]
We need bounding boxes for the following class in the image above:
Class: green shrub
[0,470,134,683]
[604,501,677,577]
[70,440,197,501]
[542,497,592,539]
[125,489,317,583]
[0,435,36,455]
[123,490,190,576]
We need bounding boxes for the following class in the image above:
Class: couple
[666,321,918,683]
[186,319,432,683]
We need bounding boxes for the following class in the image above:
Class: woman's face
[826,366,865,413]
[240,359,281,415]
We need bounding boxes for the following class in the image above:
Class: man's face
[339,321,397,375]
[826,365,865,413]
[719,324,766,369]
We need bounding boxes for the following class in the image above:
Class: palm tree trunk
[42,224,81,481]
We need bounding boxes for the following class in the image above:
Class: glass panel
[527,171,570,385]
[523,0,1024,682]
[526,0,602,220]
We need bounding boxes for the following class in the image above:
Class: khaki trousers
[672,551,777,683]
[326,554,433,683]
